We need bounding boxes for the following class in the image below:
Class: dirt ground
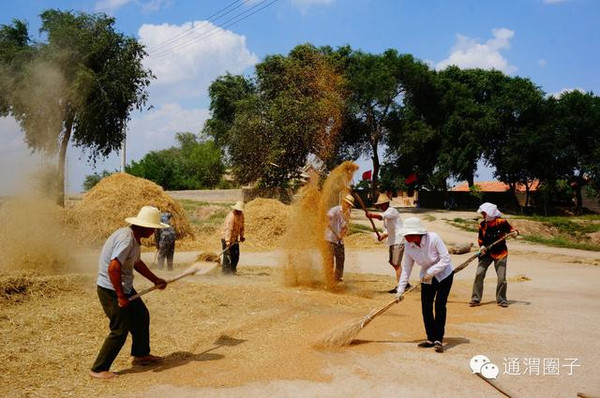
[1,207,599,398]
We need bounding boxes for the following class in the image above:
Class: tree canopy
[0,10,153,205]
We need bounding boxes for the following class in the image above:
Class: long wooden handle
[129,267,198,301]
[352,192,382,240]
[452,231,518,274]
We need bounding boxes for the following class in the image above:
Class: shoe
[387,288,397,294]
[499,302,509,308]
[469,301,480,307]
[406,282,412,289]
[417,340,435,348]
[132,355,163,366]
[434,341,444,353]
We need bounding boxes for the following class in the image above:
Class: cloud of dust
[281,161,358,289]
[0,197,77,274]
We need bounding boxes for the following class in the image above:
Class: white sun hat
[401,217,427,236]
[342,193,355,206]
[125,206,170,229]
[231,201,245,211]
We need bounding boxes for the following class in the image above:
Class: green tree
[547,90,600,212]
[203,73,255,153]
[83,170,115,191]
[485,76,547,206]
[206,44,346,188]
[127,133,224,190]
[340,49,431,191]
[0,10,153,206]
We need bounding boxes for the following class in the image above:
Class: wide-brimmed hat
[125,206,169,229]
[342,193,355,206]
[231,201,245,212]
[401,217,427,236]
[374,193,390,206]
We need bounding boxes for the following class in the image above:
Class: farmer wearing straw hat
[221,200,245,274]
[366,193,409,293]
[155,212,176,270]
[90,206,169,379]
[325,193,354,282]
[469,202,518,308]
[395,217,454,353]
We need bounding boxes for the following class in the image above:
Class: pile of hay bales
[244,198,290,249]
[66,173,193,245]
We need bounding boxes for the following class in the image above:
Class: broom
[315,231,518,348]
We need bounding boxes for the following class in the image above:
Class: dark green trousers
[91,286,150,372]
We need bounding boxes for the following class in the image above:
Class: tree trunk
[575,185,583,215]
[466,174,474,188]
[370,139,380,198]
[56,115,73,207]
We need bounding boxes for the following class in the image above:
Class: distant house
[451,180,540,193]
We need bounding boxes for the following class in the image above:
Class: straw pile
[0,272,84,305]
[244,198,290,249]
[66,173,193,245]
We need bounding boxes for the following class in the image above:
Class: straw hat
[125,206,169,229]
[342,194,355,206]
[231,201,245,211]
[401,217,427,236]
[374,193,390,206]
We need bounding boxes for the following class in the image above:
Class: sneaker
[469,301,480,307]
[434,341,444,353]
[387,288,397,294]
[406,282,412,290]
[417,340,435,348]
[499,302,509,308]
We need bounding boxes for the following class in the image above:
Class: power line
[147,0,279,60]
[145,0,246,55]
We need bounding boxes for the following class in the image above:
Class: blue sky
[1,0,598,194]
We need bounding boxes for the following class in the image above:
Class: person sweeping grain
[366,193,410,293]
[469,202,518,308]
[325,194,354,282]
[395,217,454,353]
[90,206,169,380]
[221,201,245,274]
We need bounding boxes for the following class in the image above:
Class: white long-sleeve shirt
[382,207,403,246]
[325,205,348,244]
[396,232,453,295]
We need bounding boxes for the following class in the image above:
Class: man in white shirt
[325,193,354,282]
[90,206,169,379]
[366,193,409,293]
[395,217,454,353]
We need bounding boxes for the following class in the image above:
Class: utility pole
[120,133,126,173]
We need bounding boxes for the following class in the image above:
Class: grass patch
[349,223,379,235]
[446,217,478,233]
[515,215,600,236]
[521,235,600,251]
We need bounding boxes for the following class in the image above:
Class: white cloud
[94,0,131,13]
[140,21,258,104]
[538,58,547,67]
[436,28,517,74]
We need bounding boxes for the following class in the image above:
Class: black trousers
[91,286,151,372]
[421,272,454,343]
[221,239,240,274]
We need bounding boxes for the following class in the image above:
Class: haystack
[244,198,290,249]
[66,173,193,245]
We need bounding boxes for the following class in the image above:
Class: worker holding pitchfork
[394,217,454,353]
[90,206,169,379]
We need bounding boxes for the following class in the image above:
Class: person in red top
[469,202,518,308]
